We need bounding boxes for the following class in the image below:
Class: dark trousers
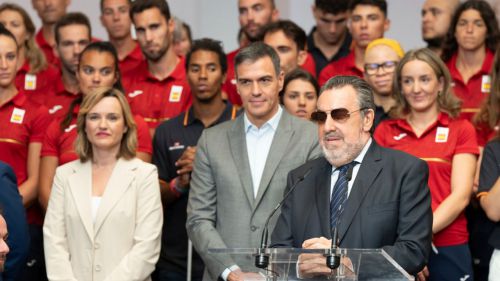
[429,243,474,281]
[16,225,47,281]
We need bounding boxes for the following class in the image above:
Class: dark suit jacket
[0,161,29,281]
[271,141,432,275]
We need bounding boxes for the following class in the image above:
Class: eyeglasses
[310,107,368,124]
[364,61,398,76]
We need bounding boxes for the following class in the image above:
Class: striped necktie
[330,162,356,229]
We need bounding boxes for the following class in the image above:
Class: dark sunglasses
[310,107,368,123]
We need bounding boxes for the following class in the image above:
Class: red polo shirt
[446,49,494,122]
[222,48,242,106]
[15,60,60,106]
[35,29,59,66]
[124,59,191,129]
[44,77,81,119]
[301,53,317,78]
[42,104,153,165]
[374,113,479,247]
[0,90,50,225]
[119,42,144,77]
[318,50,363,86]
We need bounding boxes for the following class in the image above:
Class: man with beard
[126,0,191,134]
[421,0,459,55]
[222,0,279,106]
[100,0,144,76]
[32,0,71,65]
[271,76,433,278]
[152,38,239,281]
[45,12,91,119]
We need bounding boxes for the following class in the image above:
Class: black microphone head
[254,249,269,269]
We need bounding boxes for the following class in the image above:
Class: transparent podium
[208,248,414,281]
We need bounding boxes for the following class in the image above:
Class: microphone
[255,168,312,269]
[325,162,356,270]
[326,227,340,269]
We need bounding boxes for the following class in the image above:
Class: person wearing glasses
[271,75,432,278]
[363,38,404,130]
[374,48,478,281]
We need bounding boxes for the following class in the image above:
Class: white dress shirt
[244,106,283,197]
[329,138,372,199]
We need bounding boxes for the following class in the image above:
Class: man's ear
[297,50,308,66]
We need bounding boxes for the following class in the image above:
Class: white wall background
[13,0,426,53]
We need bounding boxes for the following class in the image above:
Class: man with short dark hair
[100,0,144,76]
[32,0,71,65]
[262,20,309,76]
[44,12,91,119]
[271,75,432,277]
[152,38,239,281]
[126,0,191,134]
[309,0,352,76]
[421,0,459,55]
[187,42,321,281]
[222,0,279,106]
[319,0,390,85]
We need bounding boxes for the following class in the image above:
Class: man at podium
[271,76,433,277]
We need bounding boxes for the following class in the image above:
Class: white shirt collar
[244,105,283,132]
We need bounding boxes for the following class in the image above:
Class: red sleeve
[29,105,51,143]
[180,82,192,113]
[134,115,152,155]
[319,64,334,86]
[300,53,317,78]
[454,119,480,155]
[373,121,390,147]
[41,119,62,157]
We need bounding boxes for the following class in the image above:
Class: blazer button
[95,265,101,272]
[250,226,257,232]
[94,243,100,249]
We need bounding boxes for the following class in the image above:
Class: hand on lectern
[298,237,354,278]
[228,269,265,281]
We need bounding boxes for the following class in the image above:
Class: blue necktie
[330,162,356,229]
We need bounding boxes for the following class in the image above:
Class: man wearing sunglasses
[271,76,433,278]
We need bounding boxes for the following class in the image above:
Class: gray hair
[320,75,375,116]
[234,42,281,78]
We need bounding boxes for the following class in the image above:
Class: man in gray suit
[271,76,432,278]
[186,42,321,281]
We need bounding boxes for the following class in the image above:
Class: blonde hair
[366,38,405,59]
[391,48,462,118]
[0,3,47,74]
[75,87,137,162]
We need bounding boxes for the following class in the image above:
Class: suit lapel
[254,111,293,206]
[68,161,94,241]
[228,116,255,205]
[314,158,333,238]
[94,158,135,235]
[339,142,383,242]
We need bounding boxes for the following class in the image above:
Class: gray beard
[322,139,365,167]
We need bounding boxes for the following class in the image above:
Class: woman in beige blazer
[43,87,163,281]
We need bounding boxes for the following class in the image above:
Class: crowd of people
[0,0,499,281]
